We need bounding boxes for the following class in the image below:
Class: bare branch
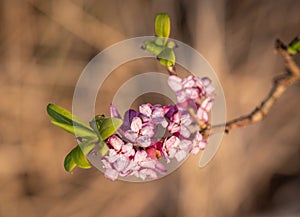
[210,39,300,134]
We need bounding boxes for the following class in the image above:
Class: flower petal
[139,103,152,117]
[180,125,191,138]
[110,104,121,119]
[141,123,155,137]
[168,75,183,91]
[136,135,151,148]
[104,168,119,181]
[131,117,142,132]
[107,135,124,151]
[124,130,138,142]
[134,150,147,162]
[182,76,195,88]
[113,156,130,172]
[175,150,187,161]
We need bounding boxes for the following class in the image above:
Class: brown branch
[210,39,300,134]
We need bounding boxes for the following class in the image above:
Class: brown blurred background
[1,0,300,216]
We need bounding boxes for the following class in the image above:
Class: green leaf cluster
[47,104,122,172]
[143,13,176,67]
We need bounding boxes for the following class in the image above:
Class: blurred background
[1,0,300,216]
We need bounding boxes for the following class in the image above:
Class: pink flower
[124,116,155,148]
[168,75,215,104]
[101,135,136,181]
[167,110,192,138]
[197,98,213,123]
[168,75,200,103]
[190,131,207,155]
[163,136,192,162]
[128,150,166,180]
[139,103,168,127]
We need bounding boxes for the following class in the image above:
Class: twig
[210,39,300,134]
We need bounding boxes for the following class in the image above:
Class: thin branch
[209,39,300,134]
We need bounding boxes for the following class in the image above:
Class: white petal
[131,117,142,132]
[139,104,152,117]
[180,125,191,138]
[114,156,130,172]
[182,76,195,88]
[104,168,119,181]
[107,135,123,151]
[175,150,187,161]
[124,130,138,142]
[136,136,151,148]
[140,159,156,169]
[134,150,147,162]
[168,75,183,91]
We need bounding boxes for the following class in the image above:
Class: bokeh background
[1,0,300,216]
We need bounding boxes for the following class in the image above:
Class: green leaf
[99,118,123,140]
[155,13,170,44]
[64,145,92,172]
[143,40,164,56]
[64,152,76,172]
[89,115,105,140]
[96,141,110,156]
[288,37,300,55]
[51,121,98,139]
[47,104,97,139]
[154,37,164,47]
[157,48,176,67]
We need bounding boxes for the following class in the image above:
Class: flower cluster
[100,75,215,181]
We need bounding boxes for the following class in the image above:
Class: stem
[210,39,300,134]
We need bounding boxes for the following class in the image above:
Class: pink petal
[141,124,155,137]
[101,158,112,169]
[139,168,158,180]
[164,136,180,149]
[180,125,191,138]
[199,141,207,150]
[175,150,187,161]
[140,159,156,169]
[136,136,152,148]
[190,147,200,155]
[176,90,187,103]
[107,149,119,163]
[152,107,164,119]
[113,156,130,172]
[104,168,119,181]
[181,113,192,126]
[197,108,209,123]
[168,75,183,91]
[131,117,142,132]
[124,130,138,142]
[171,112,181,123]
[168,122,180,134]
[185,87,199,99]
[110,104,121,119]
[168,148,177,158]
[107,135,124,151]
[201,98,213,111]
[201,77,211,86]
[205,85,215,95]
[180,139,192,150]
[139,103,152,117]
[182,76,195,88]
[155,160,167,173]
[121,143,135,157]
[194,131,203,142]
[134,150,147,162]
